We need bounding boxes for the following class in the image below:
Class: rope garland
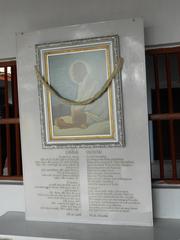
[35,57,124,106]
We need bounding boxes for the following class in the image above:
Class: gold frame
[42,43,116,142]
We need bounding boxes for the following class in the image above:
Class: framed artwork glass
[36,35,125,147]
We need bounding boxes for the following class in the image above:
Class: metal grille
[0,61,22,180]
[146,47,180,183]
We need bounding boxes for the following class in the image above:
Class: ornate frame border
[36,35,125,148]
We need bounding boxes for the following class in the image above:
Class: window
[1,49,179,183]
[0,61,22,180]
[146,47,180,182]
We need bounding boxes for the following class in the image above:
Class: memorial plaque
[36,35,125,147]
[17,18,153,226]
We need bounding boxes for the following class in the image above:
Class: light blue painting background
[48,49,107,120]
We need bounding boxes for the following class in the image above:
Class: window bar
[0,128,2,175]
[12,65,21,176]
[0,67,4,176]
[4,66,11,176]
[153,55,164,179]
[178,53,180,83]
[0,70,2,175]
[0,118,19,124]
[165,54,177,180]
[150,113,180,120]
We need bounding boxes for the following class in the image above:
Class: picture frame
[36,35,125,148]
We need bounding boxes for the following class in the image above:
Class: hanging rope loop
[35,57,124,105]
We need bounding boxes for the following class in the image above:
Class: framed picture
[36,35,125,147]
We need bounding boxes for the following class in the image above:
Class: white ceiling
[0,0,179,57]
[0,0,179,32]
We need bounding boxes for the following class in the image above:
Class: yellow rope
[35,57,124,106]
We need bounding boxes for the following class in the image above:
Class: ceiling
[0,0,179,56]
[0,0,179,32]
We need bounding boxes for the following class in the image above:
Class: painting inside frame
[36,35,125,147]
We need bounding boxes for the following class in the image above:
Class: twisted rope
[35,57,123,105]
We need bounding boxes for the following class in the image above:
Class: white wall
[0,0,180,58]
[0,184,25,216]
[152,187,180,219]
[0,0,180,219]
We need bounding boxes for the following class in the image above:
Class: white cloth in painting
[70,61,109,126]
